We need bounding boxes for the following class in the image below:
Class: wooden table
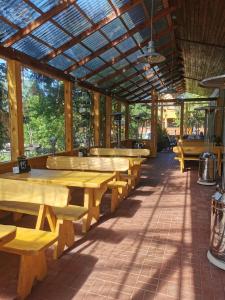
[0,169,115,232]
[0,225,16,246]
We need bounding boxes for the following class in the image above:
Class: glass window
[99,95,106,147]
[22,68,65,157]
[72,87,93,148]
[129,104,150,140]
[0,58,11,162]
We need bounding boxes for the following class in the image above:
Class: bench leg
[17,251,47,299]
[53,220,75,259]
[111,188,118,213]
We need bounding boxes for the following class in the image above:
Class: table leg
[82,188,94,233]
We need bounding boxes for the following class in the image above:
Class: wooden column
[7,60,24,160]
[64,80,73,153]
[93,92,100,147]
[180,102,184,139]
[125,103,129,141]
[150,89,158,157]
[105,96,112,148]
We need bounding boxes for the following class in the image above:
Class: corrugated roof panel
[126,50,142,62]
[32,21,71,48]
[97,67,115,78]
[84,57,105,70]
[77,0,113,23]
[154,17,168,33]
[111,0,130,9]
[87,74,102,84]
[48,54,74,71]
[64,44,91,61]
[120,81,132,88]
[12,36,51,59]
[101,19,127,41]
[70,66,91,78]
[82,31,108,51]
[100,48,120,62]
[113,59,129,70]
[116,37,136,53]
[121,4,145,29]
[133,28,150,44]
[29,0,58,13]
[53,6,92,37]
[0,19,17,42]
[124,67,137,77]
[0,0,40,28]
[131,74,143,82]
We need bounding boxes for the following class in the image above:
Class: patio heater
[195,106,217,185]
[200,74,225,270]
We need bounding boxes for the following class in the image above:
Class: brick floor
[1,153,225,300]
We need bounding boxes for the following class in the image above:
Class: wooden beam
[7,60,24,160]
[105,96,112,148]
[65,7,176,73]
[41,0,144,62]
[125,103,129,140]
[3,0,77,47]
[93,92,100,146]
[64,80,73,153]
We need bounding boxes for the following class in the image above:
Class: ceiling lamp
[138,0,166,64]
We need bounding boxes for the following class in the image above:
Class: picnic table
[0,169,115,232]
[0,224,16,246]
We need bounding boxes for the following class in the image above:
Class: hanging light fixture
[138,0,166,64]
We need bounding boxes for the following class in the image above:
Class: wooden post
[180,102,184,139]
[93,92,100,147]
[7,60,24,160]
[64,80,73,153]
[105,96,112,148]
[150,89,158,157]
[125,103,129,141]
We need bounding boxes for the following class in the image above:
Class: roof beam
[41,0,144,63]
[3,0,77,47]
[64,6,176,73]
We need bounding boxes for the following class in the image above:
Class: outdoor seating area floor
[1,152,225,300]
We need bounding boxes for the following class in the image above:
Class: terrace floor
[1,153,225,300]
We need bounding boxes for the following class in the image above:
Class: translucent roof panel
[87,74,103,84]
[77,0,113,23]
[120,81,132,88]
[116,37,136,53]
[98,67,115,78]
[124,67,137,77]
[111,0,130,9]
[154,18,168,33]
[48,54,74,71]
[0,19,17,42]
[53,6,92,37]
[126,50,142,62]
[82,31,108,51]
[64,44,91,61]
[84,57,105,70]
[29,0,58,13]
[113,59,129,70]
[101,19,127,41]
[70,66,91,78]
[0,0,40,28]
[133,28,150,44]
[121,4,145,30]
[12,36,51,59]
[100,48,120,62]
[32,21,71,48]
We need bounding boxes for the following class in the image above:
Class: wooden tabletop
[0,225,16,246]
[0,169,115,189]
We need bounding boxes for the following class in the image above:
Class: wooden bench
[0,178,83,299]
[173,145,221,174]
[0,178,88,261]
[46,156,129,212]
[89,147,150,157]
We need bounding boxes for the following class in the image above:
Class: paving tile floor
[1,152,225,300]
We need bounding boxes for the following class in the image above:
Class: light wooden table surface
[0,225,16,246]
[0,169,115,232]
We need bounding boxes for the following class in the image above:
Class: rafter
[3,0,77,47]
